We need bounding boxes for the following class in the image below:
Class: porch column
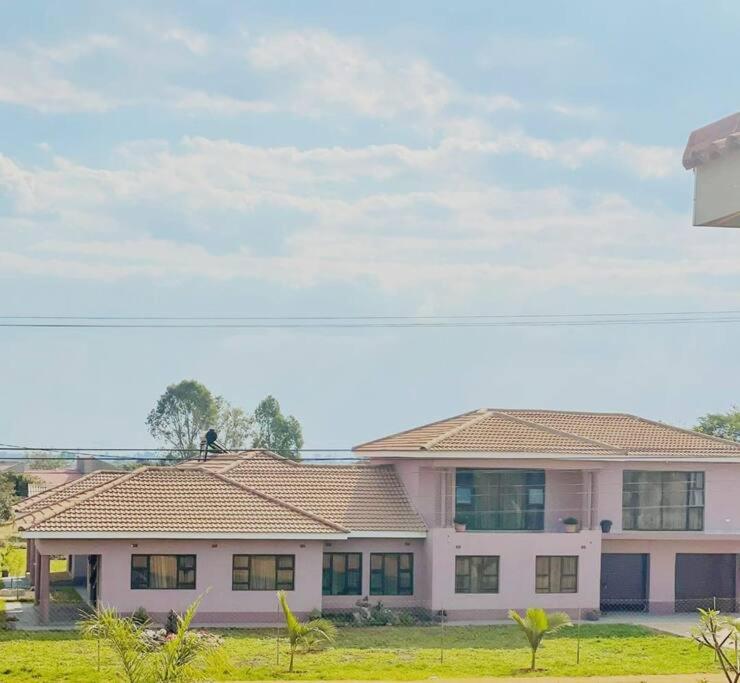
[33,549,41,599]
[26,540,35,583]
[38,554,50,624]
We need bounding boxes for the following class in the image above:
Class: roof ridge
[488,410,624,452]
[498,408,633,417]
[621,413,740,450]
[14,469,121,512]
[352,409,483,452]
[17,467,149,530]
[204,468,349,533]
[218,449,299,475]
[422,409,492,449]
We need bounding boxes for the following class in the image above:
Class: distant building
[23,456,112,497]
[683,112,740,227]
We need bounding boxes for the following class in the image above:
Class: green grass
[50,587,84,604]
[1,544,68,577]
[0,624,720,682]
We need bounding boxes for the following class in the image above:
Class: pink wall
[602,538,740,614]
[425,528,602,618]
[320,538,427,610]
[595,461,740,533]
[37,538,324,623]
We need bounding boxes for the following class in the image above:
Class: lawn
[0,624,719,682]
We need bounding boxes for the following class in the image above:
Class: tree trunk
[289,646,295,672]
[531,648,536,671]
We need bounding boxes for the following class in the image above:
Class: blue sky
[2,1,740,453]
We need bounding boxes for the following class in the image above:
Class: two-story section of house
[354,408,740,617]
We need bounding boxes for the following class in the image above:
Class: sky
[2,0,740,454]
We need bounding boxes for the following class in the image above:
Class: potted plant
[562,517,579,533]
[600,519,613,533]
[453,517,467,532]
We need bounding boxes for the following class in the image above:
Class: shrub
[277,591,337,672]
[131,607,150,626]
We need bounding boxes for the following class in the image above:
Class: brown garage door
[675,553,736,612]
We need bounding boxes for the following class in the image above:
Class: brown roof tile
[354,408,740,457]
[19,466,346,536]
[222,454,426,533]
[15,470,124,516]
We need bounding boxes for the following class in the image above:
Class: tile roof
[219,452,427,533]
[353,408,740,457]
[15,470,124,516]
[18,466,346,536]
[24,470,83,488]
[683,111,740,169]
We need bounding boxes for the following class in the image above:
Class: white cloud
[548,102,602,120]
[161,27,210,55]
[0,51,116,112]
[168,89,275,115]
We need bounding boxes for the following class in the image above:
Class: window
[455,469,545,531]
[232,555,295,591]
[130,555,196,590]
[455,556,499,593]
[369,553,413,595]
[535,556,578,593]
[323,553,362,595]
[622,471,704,531]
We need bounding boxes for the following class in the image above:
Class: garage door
[675,553,736,612]
[600,554,649,612]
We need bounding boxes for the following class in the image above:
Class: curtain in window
[150,555,177,589]
[250,556,276,590]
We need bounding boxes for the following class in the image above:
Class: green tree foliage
[508,608,572,671]
[146,380,218,460]
[214,397,253,450]
[252,395,304,459]
[695,407,740,442]
[277,591,336,672]
[0,471,32,522]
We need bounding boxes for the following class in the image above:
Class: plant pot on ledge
[562,517,579,533]
[600,519,613,533]
[453,518,467,532]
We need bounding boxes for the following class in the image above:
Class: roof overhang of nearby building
[683,112,740,227]
[22,531,350,540]
[347,531,427,538]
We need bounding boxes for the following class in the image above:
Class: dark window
[130,555,196,590]
[369,553,413,595]
[536,556,578,593]
[232,555,295,591]
[455,469,545,531]
[323,553,362,595]
[455,555,499,593]
[622,471,704,531]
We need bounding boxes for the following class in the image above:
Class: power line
[2,311,740,329]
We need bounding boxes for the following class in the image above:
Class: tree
[691,608,740,683]
[277,591,336,672]
[508,608,572,671]
[146,381,218,460]
[25,452,67,470]
[0,476,16,523]
[695,408,740,442]
[214,397,253,450]
[252,396,304,459]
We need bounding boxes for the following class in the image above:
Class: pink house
[16,409,740,623]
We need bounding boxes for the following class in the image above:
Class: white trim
[348,531,427,538]
[22,531,348,540]
[366,451,740,464]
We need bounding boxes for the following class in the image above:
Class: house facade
[16,409,740,623]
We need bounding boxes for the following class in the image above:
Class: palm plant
[277,591,337,672]
[79,605,151,683]
[508,607,572,671]
[79,597,217,683]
